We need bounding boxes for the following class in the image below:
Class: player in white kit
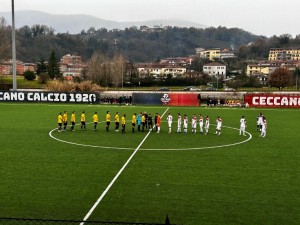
[177,113,182,133]
[205,115,210,135]
[239,115,247,136]
[215,116,222,135]
[198,114,204,133]
[167,112,173,133]
[260,116,267,137]
[191,114,197,133]
[183,114,188,133]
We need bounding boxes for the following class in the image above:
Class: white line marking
[49,124,252,151]
[79,108,170,224]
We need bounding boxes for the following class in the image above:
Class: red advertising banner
[161,93,200,106]
[245,94,300,108]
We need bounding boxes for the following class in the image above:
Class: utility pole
[11,0,17,90]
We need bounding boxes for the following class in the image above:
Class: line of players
[57,111,267,137]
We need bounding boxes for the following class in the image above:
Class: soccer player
[121,114,126,133]
[183,114,188,134]
[215,116,222,135]
[70,111,76,131]
[154,113,158,132]
[167,112,173,133]
[239,116,247,136]
[191,114,197,133]
[199,114,204,133]
[80,111,86,130]
[115,112,120,132]
[92,112,98,131]
[260,116,267,137]
[148,113,153,130]
[177,113,182,133]
[257,112,263,131]
[132,113,136,133]
[156,113,161,133]
[106,111,111,131]
[63,111,68,131]
[137,112,142,131]
[144,112,148,130]
[205,115,210,135]
[57,112,63,132]
[141,113,146,132]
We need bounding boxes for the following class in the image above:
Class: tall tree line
[0,17,300,64]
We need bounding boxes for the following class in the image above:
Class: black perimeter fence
[0,217,178,225]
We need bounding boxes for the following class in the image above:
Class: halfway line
[80,107,170,224]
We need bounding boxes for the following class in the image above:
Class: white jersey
[205,117,210,128]
[167,114,173,127]
[216,118,222,129]
[191,116,197,128]
[199,116,203,125]
[177,115,182,126]
[183,116,188,128]
[258,115,263,125]
[240,118,246,128]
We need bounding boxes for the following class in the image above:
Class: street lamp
[11,0,17,90]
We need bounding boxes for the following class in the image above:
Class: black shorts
[106,121,110,126]
[132,123,136,127]
[64,122,67,126]
[72,121,75,126]
[81,121,86,125]
[58,123,62,127]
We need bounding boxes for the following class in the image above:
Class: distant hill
[0,10,207,33]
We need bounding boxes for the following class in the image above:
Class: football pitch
[0,103,299,225]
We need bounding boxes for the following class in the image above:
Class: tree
[268,68,293,90]
[36,58,47,75]
[47,50,61,79]
[23,70,36,81]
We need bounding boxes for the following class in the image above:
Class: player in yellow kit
[106,111,111,131]
[92,112,98,131]
[115,112,120,132]
[121,114,126,133]
[70,111,76,131]
[132,113,136,133]
[57,112,63,132]
[80,111,86,130]
[62,111,68,131]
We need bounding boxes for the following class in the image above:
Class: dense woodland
[1,16,299,64]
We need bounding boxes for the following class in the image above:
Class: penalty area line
[80,107,170,225]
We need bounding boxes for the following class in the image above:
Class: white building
[203,62,226,79]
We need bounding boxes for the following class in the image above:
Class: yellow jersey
[71,113,75,122]
[132,115,136,123]
[106,113,111,122]
[121,116,126,125]
[58,114,63,123]
[115,114,119,122]
[81,113,86,122]
[63,113,67,122]
[142,115,145,122]
[92,114,98,123]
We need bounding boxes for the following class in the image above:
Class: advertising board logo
[160,94,171,104]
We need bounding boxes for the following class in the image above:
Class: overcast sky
[1,0,299,37]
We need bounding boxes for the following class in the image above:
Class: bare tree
[268,68,293,90]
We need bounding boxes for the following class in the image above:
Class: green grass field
[0,103,299,225]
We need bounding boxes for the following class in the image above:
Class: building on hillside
[220,49,236,59]
[196,48,236,61]
[136,63,187,79]
[0,59,35,75]
[268,48,300,61]
[246,61,298,76]
[60,54,82,65]
[160,57,193,67]
[203,62,226,79]
[59,54,86,80]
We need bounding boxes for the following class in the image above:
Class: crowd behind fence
[0,218,177,225]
